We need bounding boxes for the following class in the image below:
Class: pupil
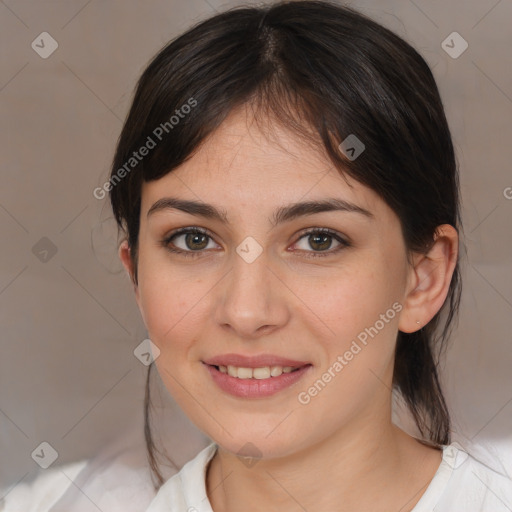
[186,233,208,250]
[311,234,331,251]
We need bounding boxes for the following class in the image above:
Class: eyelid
[163,225,213,240]
[294,226,349,243]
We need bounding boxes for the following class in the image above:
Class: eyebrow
[147,197,373,227]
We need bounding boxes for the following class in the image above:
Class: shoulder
[1,445,162,512]
[0,460,87,511]
[145,442,218,512]
[416,442,512,512]
[0,451,159,512]
[444,445,512,509]
[1,425,211,511]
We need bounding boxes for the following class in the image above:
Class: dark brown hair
[109,0,463,490]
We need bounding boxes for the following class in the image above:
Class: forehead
[140,106,387,220]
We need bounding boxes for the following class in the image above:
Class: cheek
[299,260,399,339]
[136,263,205,351]
[138,272,207,403]
[292,263,402,427]
[296,254,404,397]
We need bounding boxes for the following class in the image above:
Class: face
[128,105,415,459]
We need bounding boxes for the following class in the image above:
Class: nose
[213,247,290,339]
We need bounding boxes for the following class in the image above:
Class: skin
[119,103,459,512]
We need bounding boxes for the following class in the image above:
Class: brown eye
[292,228,350,257]
[307,232,334,251]
[181,232,209,250]
[162,227,218,258]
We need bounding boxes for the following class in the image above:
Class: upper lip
[203,353,311,368]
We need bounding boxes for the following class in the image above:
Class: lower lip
[203,363,312,398]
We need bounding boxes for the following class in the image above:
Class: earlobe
[398,224,458,333]
[118,240,139,296]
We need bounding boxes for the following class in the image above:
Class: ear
[398,224,459,333]
[118,239,140,302]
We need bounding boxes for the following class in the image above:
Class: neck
[206,417,442,512]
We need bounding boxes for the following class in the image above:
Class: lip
[202,353,310,368]
[202,361,313,398]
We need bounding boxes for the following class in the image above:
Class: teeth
[271,365,284,377]
[252,367,271,379]
[237,367,253,379]
[220,365,298,379]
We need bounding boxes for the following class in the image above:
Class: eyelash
[161,226,351,259]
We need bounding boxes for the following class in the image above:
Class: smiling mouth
[204,362,313,398]
[209,364,309,380]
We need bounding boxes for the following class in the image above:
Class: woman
[2,1,511,510]
[111,1,512,510]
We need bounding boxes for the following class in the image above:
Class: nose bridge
[214,243,288,336]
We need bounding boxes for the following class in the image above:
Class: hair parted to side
[109,0,464,490]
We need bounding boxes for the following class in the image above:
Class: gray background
[1,0,511,492]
